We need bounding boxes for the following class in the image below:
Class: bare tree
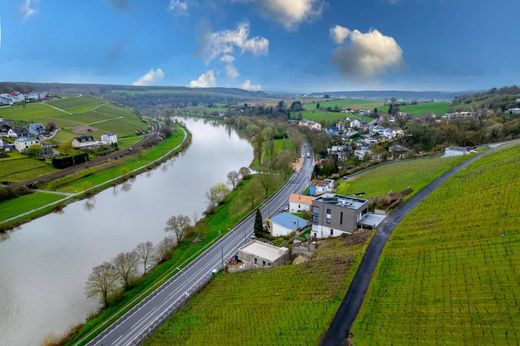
[136,241,156,274]
[227,171,240,189]
[165,214,192,244]
[239,167,251,178]
[113,251,140,289]
[244,179,262,209]
[258,174,282,197]
[156,236,177,262]
[205,182,231,209]
[85,262,120,307]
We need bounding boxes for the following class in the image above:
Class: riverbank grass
[0,192,65,221]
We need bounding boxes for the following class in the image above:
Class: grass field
[0,156,57,183]
[336,155,471,199]
[0,192,64,221]
[400,101,450,116]
[304,98,384,110]
[297,109,373,123]
[251,138,295,170]
[144,235,371,346]
[352,144,520,345]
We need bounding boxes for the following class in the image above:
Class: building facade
[237,240,289,268]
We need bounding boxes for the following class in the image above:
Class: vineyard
[352,144,520,345]
[144,236,371,345]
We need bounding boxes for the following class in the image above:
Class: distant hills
[306,90,475,101]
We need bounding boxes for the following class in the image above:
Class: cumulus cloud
[330,25,350,45]
[332,28,403,79]
[21,0,37,20]
[168,0,189,15]
[225,64,240,79]
[259,0,324,30]
[240,80,261,91]
[188,70,216,88]
[132,68,165,86]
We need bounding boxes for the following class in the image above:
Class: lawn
[0,156,57,183]
[336,155,471,199]
[144,235,371,346]
[352,144,520,345]
[400,101,450,116]
[47,96,105,113]
[0,192,64,222]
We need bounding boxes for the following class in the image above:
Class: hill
[451,85,520,112]
[307,90,472,101]
[352,142,520,345]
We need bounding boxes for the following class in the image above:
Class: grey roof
[74,135,95,142]
[104,132,116,136]
[313,193,368,210]
[270,212,308,231]
[16,136,38,142]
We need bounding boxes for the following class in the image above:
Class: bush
[52,153,89,169]
[0,185,31,202]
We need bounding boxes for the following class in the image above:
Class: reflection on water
[0,118,253,346]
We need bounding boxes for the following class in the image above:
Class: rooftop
[239,240,288,262]
[289,194,315,205]
[270,212,308,231]
[74,135,95,142]
[313,193,368,210]
[15,137,38,142]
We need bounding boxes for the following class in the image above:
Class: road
[85,148,314,346]
[320,150,489,346]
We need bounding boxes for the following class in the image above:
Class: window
[312,215,319,224]
[326,208,332,214]
[262,260,266,266]
[330,229,334,236]
[326,218,331,224]
[340,212,343,225]
[254,258,257,264]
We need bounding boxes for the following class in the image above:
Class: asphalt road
[86,147,314,346]
[320,150,489,346]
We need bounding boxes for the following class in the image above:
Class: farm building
[266,212,309,237]
[72,135,98,149]
[289,194,315,213]
[237,240,289,268]
[444,146,469,157]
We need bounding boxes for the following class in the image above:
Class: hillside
[352,143,520,345]
[451,85,520,112]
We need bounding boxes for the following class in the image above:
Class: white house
[350,119,362,129]
[0,94,13,106]
[72,135,99,149]
[0,138,3,148]
[237,240,289,268]
[267,212,309,237]
[101,132,118,145]
[309,179,335,196]
[506,108,520,115]
[444,146,469,157]
[289,194,315,213]
[14,137,39,152]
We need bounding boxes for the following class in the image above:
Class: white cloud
[259,0,324,30]
[240,80,261,91]
[330,25,350,45]
[21,0,37,21]
[332,28,403,79]
[225,64,240,79]
[132,68,165,86]
[204,22,269,63]
[168,0,189,15]
[188,70,216,88]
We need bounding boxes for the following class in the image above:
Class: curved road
[321,150,489,346]
[83,148,314,346]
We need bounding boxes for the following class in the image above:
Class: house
[309,179,334,196]
[72,135,98,149]
[101,132,118,145]
[444,146,469,157]
[9,92,25,104]
[0,94,13,106]
[237,240,289,268]
[354,147,372,161]
[388,144,409,159]
[0,138,3,148]
[0,125,18,138]
[311,193,369,238]
[25,93,40,102]
[298,120,322,131]
[506,108,520,115]
[289,194,315,213]
[28,123,45,137]
[14,137,40,152]
[350,119,363,129]
[266,212,309,237]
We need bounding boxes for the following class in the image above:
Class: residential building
[388,144,409,159]
[266,212,309,237]
[350,119,363,129]
[298,120,322,131]
[101,132,118,145]
[444,146,469,157]
[0,94,13,106]
[506,108,520,115]
[237,240,289,268]
[72,135,98,149]
[354,147,372,161]
[0,138,3,148]
[311,193,369,238]
[28,123,45,136]
[14,137,40,152]
[309,179,334,196]
[0,125,18,138]
[8,92,25,104]
[289,194,315,213]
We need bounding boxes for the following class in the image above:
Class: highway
[87,147,314,346]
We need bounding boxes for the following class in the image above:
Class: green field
[400,101,450,116]
[352,144,520,345]
[0,192,64,221]
[297,109,373,123]
[304,98,384,110]
[144,236,370,345]
[336,155,471,199]
[0,156,57,183]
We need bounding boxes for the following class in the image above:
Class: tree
[254,209,264,238]
[165,214,192,244]
[273,150,293,174]
[258,174,282,197]
[252,133,264,165]
[227,171,240,189]
[206,183,231,210]
[85,262,120,307]
[113,251,139,289]
[136,241,155,274]
[156,236,177,262]
[26,144,41,158]
[46,122,56,132]
[316,102,320,109]
[239,167,251,178]
[244,179,262,209]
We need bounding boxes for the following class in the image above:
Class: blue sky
[0,0,519,92]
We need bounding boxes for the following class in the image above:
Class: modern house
[237,240,289,268]
[309,179,334,196]
[289,194,315,213]
[72,135,98,149]
[266,212,309,237]
[14,137,40,152]
[444,146,469,157]
[28,123,45,137]
[311,193,369,238]
[101,132,118,145]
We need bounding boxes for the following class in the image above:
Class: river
[0,118,253,346]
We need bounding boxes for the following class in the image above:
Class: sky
[0,0,519,92]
